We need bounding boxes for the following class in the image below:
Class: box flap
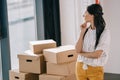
[44,45,75,53]
[18,53,43,60]
[29,39,56,45]
[24,50,37,55]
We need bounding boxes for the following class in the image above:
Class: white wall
[59,0,77,45]
[59,0,95,45]
[103,0,120,74]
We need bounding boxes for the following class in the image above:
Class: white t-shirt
[77,28,111,67]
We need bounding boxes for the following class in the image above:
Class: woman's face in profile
[83,11,93,22]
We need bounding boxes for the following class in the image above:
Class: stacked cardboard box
[9,69,39,80]
[9,39,77,80]
[39,74,66,80]
[18,50,46,74]
[43,45,77,64]
[39,74,76,80]
[46,62,75,76]
[9,39,57,80]
[41,45,77,80]
[30,40,56,54]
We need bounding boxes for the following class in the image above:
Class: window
[7,0,37,69]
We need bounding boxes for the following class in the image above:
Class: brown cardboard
[9,69,39,80]
[65,74,76,80]
[43,45,77,64]
[47,61,76,76]
[39,74,66,80]
[39,74,76,80]
[18,51,46,74]
[29,39,56,54]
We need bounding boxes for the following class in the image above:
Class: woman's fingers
[81,22,87,28]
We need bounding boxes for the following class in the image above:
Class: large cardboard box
[43,45,77,64]
[9,69,39,80]
[39,74,66,80]
[18,50,46,74]
[47,61,76,76]
[30,39,56,54]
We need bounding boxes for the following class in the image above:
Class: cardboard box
[39,74,76,80]
[65,74,76,80]
[39,74,66,80]
[18,50,46,74]
[47,61,76,76]
[43,45,77,64]
[30,39,56,54]
[9,69,39,80]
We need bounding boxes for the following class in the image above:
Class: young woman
[75,4,110,80]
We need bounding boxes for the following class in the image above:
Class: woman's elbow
[95,50,103,58]
[75,46,81,53]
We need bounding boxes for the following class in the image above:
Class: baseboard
[104,73,120,80]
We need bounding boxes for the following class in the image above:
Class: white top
[77,28,111,68]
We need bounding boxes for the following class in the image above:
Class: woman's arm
[79,50,103,59]
[81,29,111,59]
[75,23,87,53]
[75,31,85,53]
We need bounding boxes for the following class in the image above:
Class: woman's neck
[90,21,96,30]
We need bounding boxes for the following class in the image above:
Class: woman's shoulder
[101,28,111,39]
[103,28,110,34]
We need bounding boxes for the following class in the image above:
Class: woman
[75,4,110,80]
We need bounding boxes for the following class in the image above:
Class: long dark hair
[84,4,106,49]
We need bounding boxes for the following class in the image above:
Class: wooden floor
[104,73,120,80]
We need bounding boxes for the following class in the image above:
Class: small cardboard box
[9,69,39,80]
[47,61,76,76]
[39,74,66,80]
[30,39,56,54]
[43,45,77,64]
[18,50,46,74]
